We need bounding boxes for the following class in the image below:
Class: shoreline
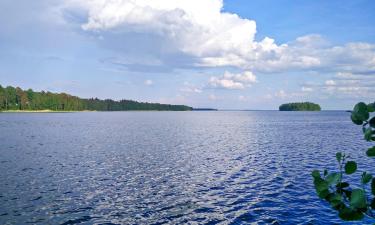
[0,110,350,113]
[0,110,89,113]
[0,109,193,113]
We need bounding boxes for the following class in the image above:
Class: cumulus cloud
[249,35,375,75]
[58,1,375,77]
[56,0,375,78]
[209,71,257,89]
[302,72,375,98]
[60,0,256,69]
[57,0,294,71]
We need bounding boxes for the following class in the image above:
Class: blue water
[0,111,374,224]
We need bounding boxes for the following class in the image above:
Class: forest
[0,85,192,111]
[279,102,321,111]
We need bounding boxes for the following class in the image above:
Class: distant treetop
[279,102,321,111]
[0,84,192,111]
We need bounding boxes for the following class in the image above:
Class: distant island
[0,85,192,111]
[279,102,321,111]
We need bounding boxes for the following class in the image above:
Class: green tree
[5,86,17,110]
[15,87,29,110]
[279,102,321,111]
[312,102,375,221]
[0,84,193,111]
[0,85,5,110]
[26,89,34,109]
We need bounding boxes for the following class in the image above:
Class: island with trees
[0,85,192,111]
[279,102,321,111]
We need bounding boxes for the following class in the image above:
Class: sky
[0,0,374,110]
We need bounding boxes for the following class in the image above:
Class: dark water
[0,111,374,225]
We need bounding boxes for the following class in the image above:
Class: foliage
[279,102,321,111]
[0,84,192,111]
[312,102,375,221]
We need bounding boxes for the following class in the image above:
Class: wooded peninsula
[0,85,192,111]
[279,102,321,111]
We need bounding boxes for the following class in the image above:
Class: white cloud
[60,1,375,83]
[62,0,260,68]
[209,77,244,89]
[179,82,202,93]
[144,79,153,85]
[335,72,357,79]
[180,87,202,93]
[325,80,336,86]
[302,72,375,99]
[209,71,257,89]
[301,86,313,92]
[272,89,310,100]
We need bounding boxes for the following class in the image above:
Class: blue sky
[225,0,375,44]
[0,0,374,110]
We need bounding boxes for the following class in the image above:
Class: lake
[0,111,373,224]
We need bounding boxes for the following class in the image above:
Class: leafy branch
[312,102,375,221]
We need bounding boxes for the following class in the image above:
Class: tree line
[279,102,321,111]
[0,85,192,111]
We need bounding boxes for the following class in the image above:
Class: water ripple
[0,111,373,224]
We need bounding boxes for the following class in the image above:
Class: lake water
[0,111,373,224]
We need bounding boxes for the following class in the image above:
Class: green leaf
[326,172,341,185]
[327,193,343,210]
[372,178,375,196]
[343,189,352,199]
[368,103,375,113]
[361,172,372,184]
[364,128,373,141]
[353,102,370,121]
[330,199,343,210]
[350,189,367,209]
[336,182,349,189]
[367,146,375,157]
[327,192,342,202]
[311,170,320,179]
[369,116,375,128]
[345,161,357,174]
[351,113,363,125]
[338,206,364,221]
[318,189,330,199]
[336,152,342,162]
[313,177,329,198]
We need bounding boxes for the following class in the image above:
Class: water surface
[0,111,373,224]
